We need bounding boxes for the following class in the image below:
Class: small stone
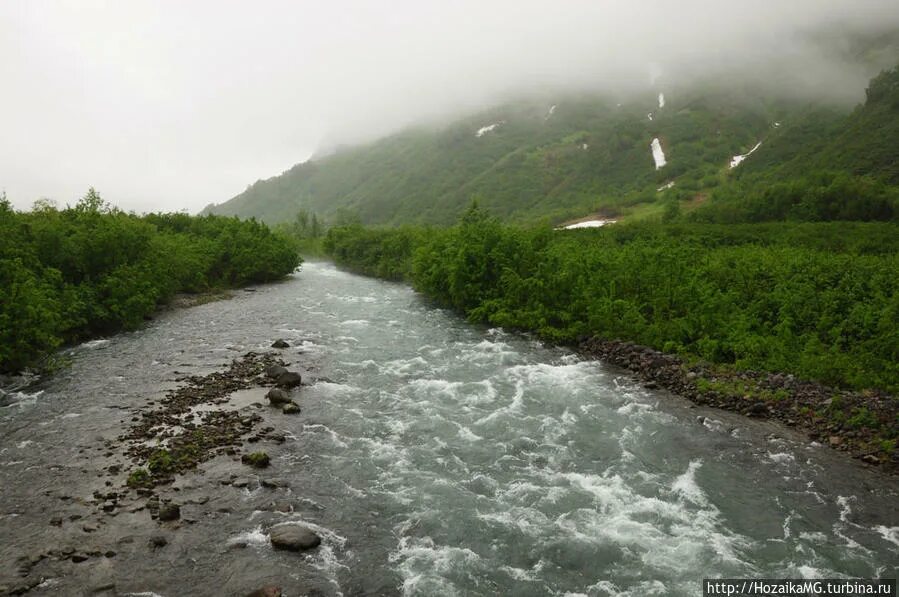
[269,524,321,551]
[266,388,291,405]
[828,435,843,447]
[281,402,301,415]
[83,523,99,533]
[104,550,117,558]
[101,501,116,512]
[261,478,287,489]
[861,454,880,465]
[246,586,283,597]
[644,381,659,389]
[49,516,63,526]
[158,503,181,522]
[149,534,168,548]
[271,339,290,349]
[232,478,251,488]
[276,371,302,388]
[71,553,89,563]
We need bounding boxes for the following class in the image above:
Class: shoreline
[577,337,898,474]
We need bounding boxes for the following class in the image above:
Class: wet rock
[266,388,291,405]
[83,523,99,533]
[269,524,321,551]
[246,586,283,597]
[242,452,271,468]
[282,402,301,415]
[265,364,288,379]
[644,381,659,390]
[276,371,302,388]
[149,534,168,548]
[261,478,287,489]
[49,516,63,526]
[158,503,181,521]
[271,339,290,349]
[232,477,251,488]
[861,454,880,465]
[71,553,89,563]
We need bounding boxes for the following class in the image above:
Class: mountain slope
[204,89,796,226]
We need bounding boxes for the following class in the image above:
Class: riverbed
[1,262,896,596]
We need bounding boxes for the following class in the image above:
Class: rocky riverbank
[579,337,898,474]
[0,340,330,597]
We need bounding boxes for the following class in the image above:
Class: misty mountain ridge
[204,32,899,227]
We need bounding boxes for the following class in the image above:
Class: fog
[1,0,897,213]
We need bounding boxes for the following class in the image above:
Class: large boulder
[269,524,321,551]
[276,372,302,388]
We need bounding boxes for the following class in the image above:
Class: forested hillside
[0,190,300,373]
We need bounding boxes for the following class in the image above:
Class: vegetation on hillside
[0,190,300,373]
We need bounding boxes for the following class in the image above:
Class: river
[1,262,896,596]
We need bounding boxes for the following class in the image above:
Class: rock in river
[271,339,290,348]
[265,364,288,379]
[276,372,302,388]
[269,524,321,551]
[246,586,282,597]
[282,401,301,415]
[158,503,181,521]
[266,388,291,405]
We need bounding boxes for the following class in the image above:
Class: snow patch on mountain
[657,181,675,192]
[729,142,762,169]
[651,138,667,169]
[475,122,503,137]
[560,219,616,230]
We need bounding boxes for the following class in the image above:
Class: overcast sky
[1,1,897,214]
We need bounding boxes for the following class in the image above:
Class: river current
[1,262,896,596]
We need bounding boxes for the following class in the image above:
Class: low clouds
[1,0,897,212]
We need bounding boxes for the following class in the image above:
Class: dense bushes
[325,211,899,393]
[0,191,301,373]
[694,172,899,223]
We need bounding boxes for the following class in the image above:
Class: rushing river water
[1,262,897,596]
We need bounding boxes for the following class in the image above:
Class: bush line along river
[0,262,897,596]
